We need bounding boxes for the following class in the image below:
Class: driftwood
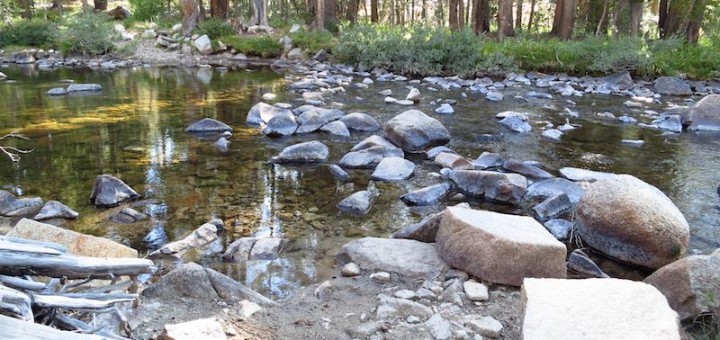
[0,235,154,338]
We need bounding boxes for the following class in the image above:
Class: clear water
[0,64,718,299]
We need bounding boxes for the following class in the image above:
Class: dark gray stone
[654,77,692,96]
[320,120,350,137]
[498,115,531,133]
[655,114,683,133]
[185,118,233,133]
[400,182,452,206]
[47,87,67,96]
[533,193,573,220]
[271,141,329,163]
[66,84,102,92]
[371,157,415,181]
[337,183,379,215]
[686,94,720,132]
[295,110,327,134]
[0,191,43,217]
[448,170,527,205]
[384,110,451,153]
[90,175,139,207]
[393,211,443,243]
[340,112,380,132]
[328,164,349,181]
[34,200,79,220]
[338,150,384,169]
[597,71,634,91]
[247,102,294,126]
[543,219,573,240]
[425,146,456,160]
[526,178,585,205]
[473,152,504,169]
[110,207,148,224]
[262,113,298,136]
[567,249,610,278]
[503,159,554,180]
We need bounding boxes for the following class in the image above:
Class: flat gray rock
[337,237,448,278]
[320,120,350,137]
[371,157,415,181]
[67,84,102,92]
[340,112,380,131]
[34,200,79,220]
[271,141,329,163]
[186,118,233,133]
[559,167,617,182]
[400,182,452,206]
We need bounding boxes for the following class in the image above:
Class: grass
[289,30,336,52]
[217,35,282,58]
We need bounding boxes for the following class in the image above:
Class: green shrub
[218,35,282,58]
[197,19,235,39]
[128,0,167,21]
[59,12,119,56]
[289,30,335,52]
[0,19,56,48]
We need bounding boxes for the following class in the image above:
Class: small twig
[0,130,33,162]
[0,130,29,141]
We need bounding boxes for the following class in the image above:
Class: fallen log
[0,314,105,339]
[0,251,154,279]
[32,293,138,310]
[54,313,130,340]
[0,284,33,321]
[0,235,68,253]
[0,275,46,291]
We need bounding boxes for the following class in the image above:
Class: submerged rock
[328,164,350,181]
[437,207,567,286]
[66,84,103,92]
[497,113,531,133]
[576,175,690,269]
[90,175,139,207]
[502,159,553,180]
[337,183,379,215]
[185,118,233,133]
[384,110,451,153]
[47,87,67,96]
[271,141,329,163]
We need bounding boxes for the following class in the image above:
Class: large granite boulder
[89,175,139,207]
[271,141,328,163]
[340,112,380,132]
[522,278,681,340]
[383,110,450,153]
[575,175,690,269]
[185,118,232,133]
[436,207,566,286]
[686,94,720,131]
[336,237,448,278]
[7,218,138,258]
[654,76,692,96]
[448,170,527,205]
[644,249,720,320]
[262,112,298,136]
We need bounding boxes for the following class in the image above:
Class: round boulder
[271,141,329,163]
[383,110,450,153]
[575,175,689,269]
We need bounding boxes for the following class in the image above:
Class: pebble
[370,272,391,283]
[394,289,416,300]
[341,262,361,277]
[463,281,489,301]
[406,315,420,324]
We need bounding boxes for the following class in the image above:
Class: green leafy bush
[218,35,282,58]
[59,12,119,56]
[289,30,335,52]
[0,19,56,48]
[197,19,235,39]
[128,0,167,21]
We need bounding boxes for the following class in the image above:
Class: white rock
[376,294,433,321]
[262,93,277,101]
[394,289,416,300]
[435,103,454,114]
[141,29,157,39]
[463,281,489,301]
[464,315,503,338]
[406,87,421,102]
[194,35,213,55]
[238,300,262,318]
[522,278,681,340]
[161,317,227,340]
[426,314,452,340]
[384,96,397,103]
[341,262,361,277]
[171,23,183,33]
[370,271,391,283]
[289,24,302,33]
[379,89,393,96]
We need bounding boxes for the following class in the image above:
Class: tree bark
[515,0,522,29]
[686,0,706,43]
[472,0,489,34]
[316,0,325,30]
[458,0,465,28]
[551,0,576,40]
[527,0,535,31]
[180,0,201,36]
[94,0,107,10]
[251,0,269,25]
[497,0,514,39]
[662,0,693,38]
[210,0,228,18]
[51,0,63,15]
[347,0,359,22]
[449,0,459,29]
[19,0,34,18]
[658,0,668,38]
[371,0,378,21]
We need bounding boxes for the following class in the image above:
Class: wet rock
[110,207,148,224]
[686,94,720,131]
[437,207,567,286]
[448,170,527,205]
[337,183,379,215]
[7,218,138,258]
[497,115,531,133]
[328,164,349,181]
[526,178,585,205]
[567,249,609,278]
[400,182,452,206]
[543,219,574,241]
[576,175,690,269]
[47,87,67,96]
[148,219,222,259]
[436,207,567,286]
[33,200,79,220]
[396,99,415,106]
[371,157,415,181]
[425,146,456,160]
[655,114,683,133]
[463,281,489,301]
[185,118,233,133]
[352,135,399,152]
[0,191,42,217]
[406,87,421,102]
[249,237,286,260]
[435,103,454,115]
[558,167,617,183]
[473,152,504,170]
[262,112,298,136]
[337,237,448,278]
[533,193,573,220]
[503,159,553,180]
[370,272,391,283]
[426,314,452,339]
[246,102,293,126]
[320,120,350,137]
[341,262,361,277]
[271,141,329,163]
[66,84,103,92]
[340,112,380,131]
[486,90,504,101]
[376,294,433,321]
[392,211,443,243]
[295,111,327,134]
[90,174,139,207]
[14,51,35,64]
[521,278,681,340]
[434,152,473,170]
[221,237,256,262]
[542,129,563,142]
[618,115,638,124]
[597,71,634,91]
[654,76,692,96]
[379,89,392,96]
[645,249,720,320]
[338,149,384,169]
[161,317,227,340]
[464,315,503,338]
[238,300,262,318]
[384,110,451,153]
[213,137,229,151]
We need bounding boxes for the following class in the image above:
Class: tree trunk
[180,0,201,36]
[52,0,63,15]
[458,0,465,28]
[658,0,668,38]
[449,0,458,29]
[630,0,643,37]
[19,0,34,19]
[316,0,325,30]
[371,0,378,21]
[497,0,514,39]
[527,0,535,31]
[251,0,269,25]
[614,0,643,37]
[210,0,228,18]
[347,0,359,22]
[421,0,427,22]
[662,0,693,38]
[411,0,415,22]
[515,0,522,29]
[551,0,576,40]
[686,0,706,43]
[472,0,489,34]
[94,0,107,10]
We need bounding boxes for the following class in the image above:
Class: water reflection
[0,64,718,299]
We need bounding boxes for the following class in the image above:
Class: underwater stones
[185,118,233,133]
